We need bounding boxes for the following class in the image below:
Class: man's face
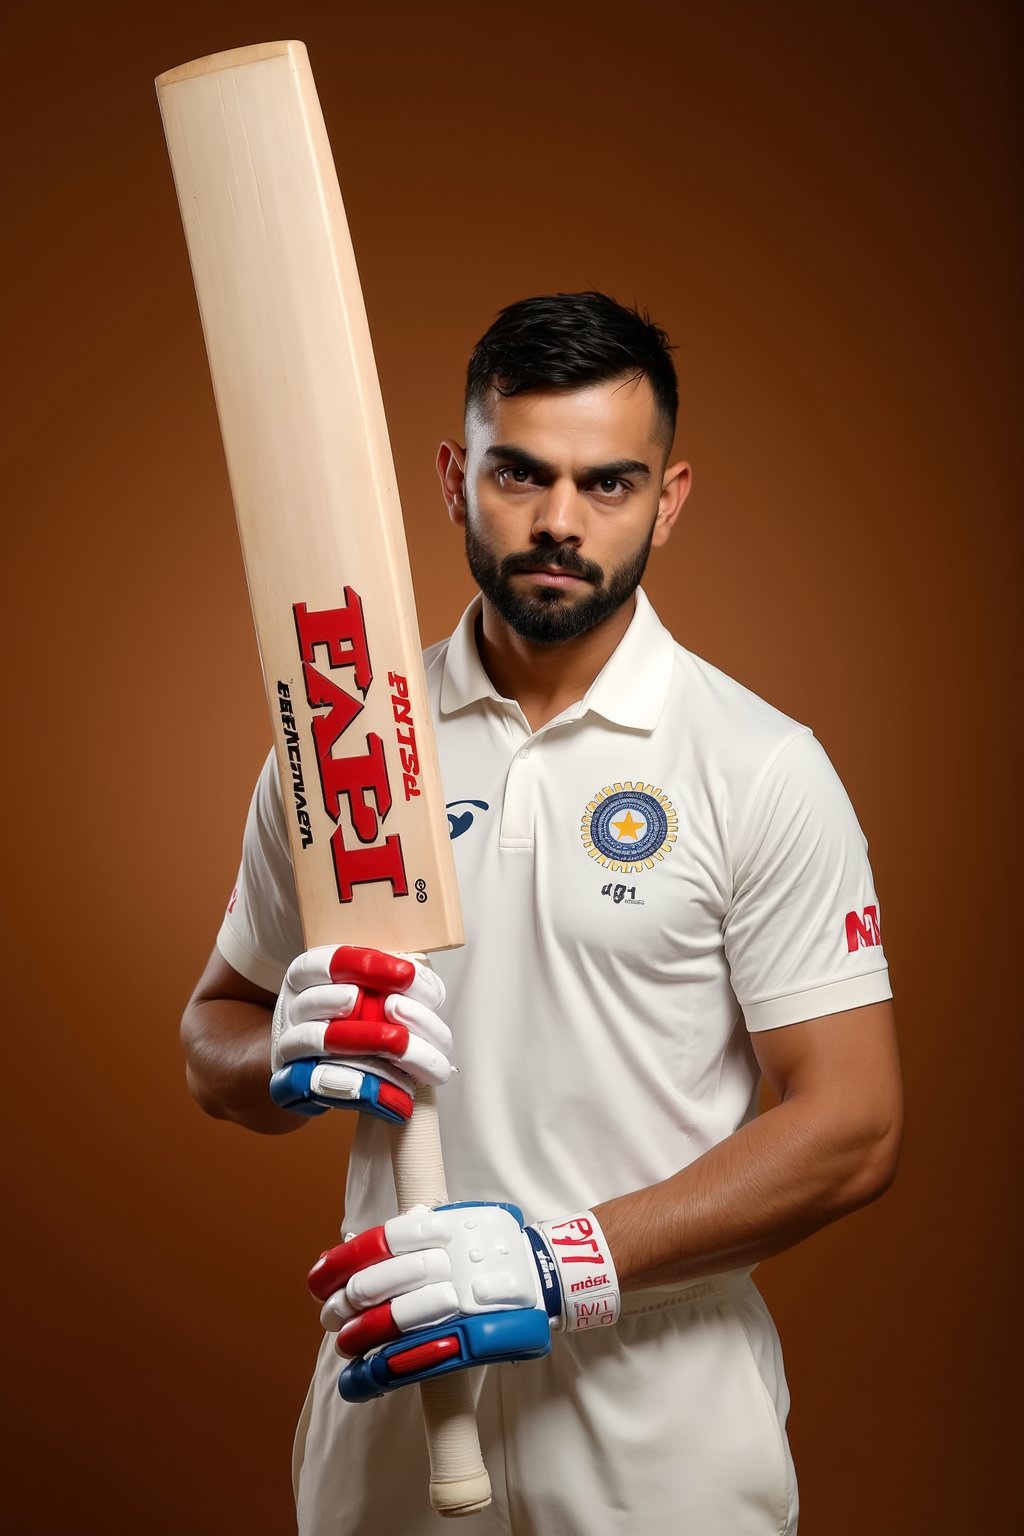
[442,375,688,645]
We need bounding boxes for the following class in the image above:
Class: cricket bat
[157,40,490,1517]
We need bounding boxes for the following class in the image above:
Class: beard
[464,513,656,645]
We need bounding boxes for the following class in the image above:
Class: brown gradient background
[2,2,1020,1532]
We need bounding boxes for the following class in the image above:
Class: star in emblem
[611,810,645,841]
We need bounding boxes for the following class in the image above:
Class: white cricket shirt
[218,589,892,1233]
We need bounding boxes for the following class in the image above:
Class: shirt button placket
[500,739,536,848]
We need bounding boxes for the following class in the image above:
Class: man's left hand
[308,1203,621,1401]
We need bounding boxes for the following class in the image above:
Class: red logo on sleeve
[845,905,881,951]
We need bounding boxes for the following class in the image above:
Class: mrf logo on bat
[274,585,423,903]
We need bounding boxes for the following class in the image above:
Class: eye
[496,465,536,488]
[591,477,629,500]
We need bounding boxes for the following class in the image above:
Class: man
[182,292,902,1535]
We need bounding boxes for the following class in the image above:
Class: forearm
[181,994,301,1136]
[595,1092,900,1289]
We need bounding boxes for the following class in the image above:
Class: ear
[651,460,691,549]
[437,439,468,526]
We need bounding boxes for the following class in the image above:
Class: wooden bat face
[157,41,462,956]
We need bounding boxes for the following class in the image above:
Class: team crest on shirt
[580,783,678,872]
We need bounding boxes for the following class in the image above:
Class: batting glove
[308,1204,620,1401]
[269,946,451,1125]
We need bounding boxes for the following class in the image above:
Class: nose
[531,479,584,546]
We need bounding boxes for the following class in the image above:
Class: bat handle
[391,1081,492,1516]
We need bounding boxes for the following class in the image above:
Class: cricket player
[182,292,903,1534]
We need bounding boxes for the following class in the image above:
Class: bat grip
[391,1082,492,1516]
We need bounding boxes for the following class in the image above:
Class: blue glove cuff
[524,1224,564,1324]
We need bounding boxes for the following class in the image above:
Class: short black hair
[465,291,678,449]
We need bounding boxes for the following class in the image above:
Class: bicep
[751,1001,904,1185]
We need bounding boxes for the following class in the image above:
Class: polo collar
[439,588,676,732]
[439,596,495,713]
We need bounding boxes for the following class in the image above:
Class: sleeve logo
[845,905,882,951]
[580,783,677,873]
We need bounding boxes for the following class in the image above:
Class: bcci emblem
[580,783,678,873]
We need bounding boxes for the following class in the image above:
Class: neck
[475,594,637,732]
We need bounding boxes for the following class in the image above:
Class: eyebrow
[484,444,652,483]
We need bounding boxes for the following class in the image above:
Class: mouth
[513,564,590,588]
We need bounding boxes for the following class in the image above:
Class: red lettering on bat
[389,671,422,800]
[303,661,364,755]
[293,592,408,902]
[294,589,373,692]
[330,827,408,901]
[321,733,393,839]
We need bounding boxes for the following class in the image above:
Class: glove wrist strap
[533,1210,621,1332]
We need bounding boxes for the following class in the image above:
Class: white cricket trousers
[293,1271,799,1535]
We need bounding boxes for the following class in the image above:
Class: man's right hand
[269,946,452,1124]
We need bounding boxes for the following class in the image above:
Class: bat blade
[157,41,489,1517]
[157,40,461,956]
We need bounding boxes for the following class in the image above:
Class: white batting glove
[307,1204,621,1401]
[269,945,452,1124]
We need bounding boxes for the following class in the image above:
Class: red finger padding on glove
[372,1082,415,1119]
[336,1301,400,1357]
[328,946,416,993]
[308,1226,406,1357]
[323,1018,411,1058]
[308,1224,393,1300]
[326,948,415,1036]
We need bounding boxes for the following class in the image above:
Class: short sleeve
[723,729,893,1031]
[216,750,304,992]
